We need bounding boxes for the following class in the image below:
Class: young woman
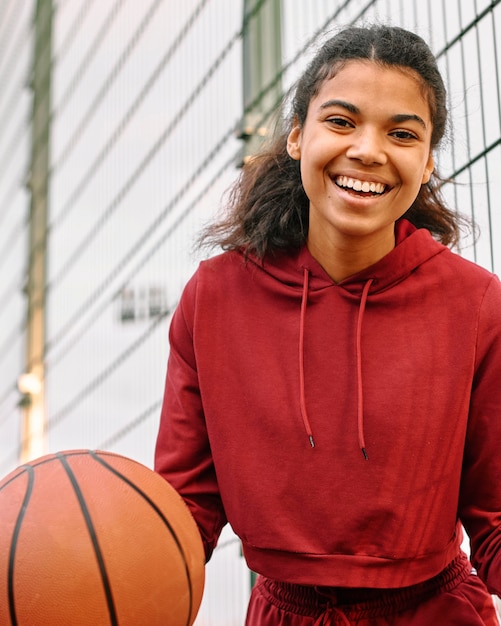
[154,25,501,625]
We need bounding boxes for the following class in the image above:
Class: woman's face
[287,60,434,265]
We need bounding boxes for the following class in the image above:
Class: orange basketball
[0,449,205,626]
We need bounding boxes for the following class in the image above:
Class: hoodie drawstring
[299,268,315,447]
[356,278,373,460]
[299,268,373,458]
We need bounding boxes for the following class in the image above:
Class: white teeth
[335,176,386,194]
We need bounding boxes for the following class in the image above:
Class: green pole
[240,0,283,164]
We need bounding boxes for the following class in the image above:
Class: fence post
[20,0,53,462]
[240,0,283,164]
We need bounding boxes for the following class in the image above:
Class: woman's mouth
[334,176,387,195]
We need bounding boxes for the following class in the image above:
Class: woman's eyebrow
[319,99,359,114]
[391,113,427,129]
[319,100,427,129]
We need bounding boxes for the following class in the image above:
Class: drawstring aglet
[361,447,369,460]
[309,435,315,448]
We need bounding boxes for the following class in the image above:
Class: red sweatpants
[245,555,499,625]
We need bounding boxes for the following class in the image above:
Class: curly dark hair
[201,24,469,258]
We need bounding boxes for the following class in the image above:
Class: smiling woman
[154,24,501,626]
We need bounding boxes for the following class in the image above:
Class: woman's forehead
[309,60,432,118]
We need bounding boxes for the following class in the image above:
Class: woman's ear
[421,153,434,184]
[287,123,302,160]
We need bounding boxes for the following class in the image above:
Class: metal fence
[0,1,499,623]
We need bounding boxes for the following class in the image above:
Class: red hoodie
[154,219,501,592]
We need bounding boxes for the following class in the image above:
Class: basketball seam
[7,465,34,626]
[90,450,195,626]
[56,452,119,626]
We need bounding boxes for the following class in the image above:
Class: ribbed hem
[243,532,463,588]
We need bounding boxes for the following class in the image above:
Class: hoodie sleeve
[459,274,501,596]
[154,270,227,562]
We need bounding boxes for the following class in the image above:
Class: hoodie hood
[252,219,445,296]
[247,219,447,457]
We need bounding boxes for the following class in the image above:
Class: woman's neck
[306,229,396,283]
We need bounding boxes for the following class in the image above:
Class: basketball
[0,449,205,626]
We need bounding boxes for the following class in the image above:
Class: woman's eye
[391,129,418,140]
[326,117,352,128]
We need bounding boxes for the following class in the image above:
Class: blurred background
[0,0,499,623]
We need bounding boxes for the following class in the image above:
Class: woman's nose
[345,128,387,165]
